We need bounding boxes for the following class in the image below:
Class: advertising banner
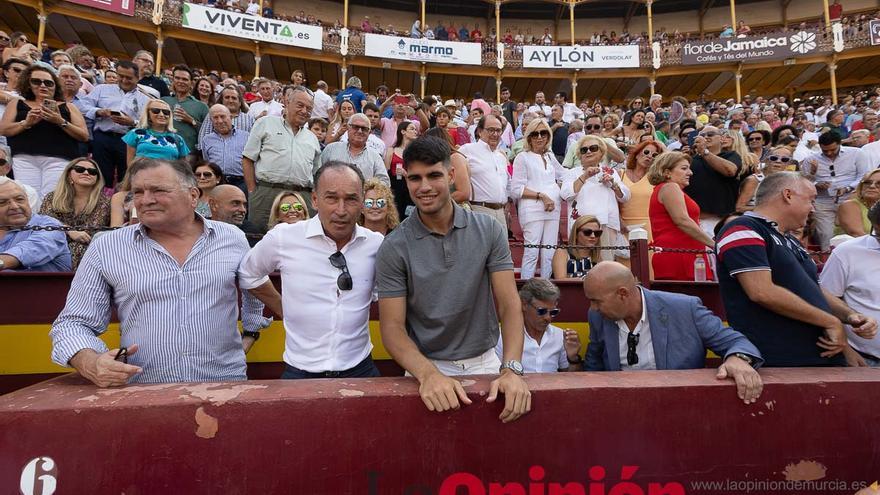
[65,0,134,16]
[181,3,322,50]
[682,30,826,65]
[363,33,482,65]
[522,45,641,69]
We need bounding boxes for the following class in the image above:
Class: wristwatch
[567,354,583,364]
[500,360,524,376]
[61,120,69,128]
[241,330,260,341]
[731,353,754,365]
[0,258,5,271]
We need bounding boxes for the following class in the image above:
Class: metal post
[822,0,831,31]
[735,66,742,103]
[495,1,501,50]
[496,71,502,103]
[420,64,426,99]
[650,74,656,97]
[343,0,349,29]
[571,72,578,105]
[254,42,261,79]
[37,2,47,47]
[729,0,737,31]
[569,0,575,46]
[155,27,164,74]
[629,237,651,288]
[828,57,838,105]
[647,0,654,46]
[421,0,426,35]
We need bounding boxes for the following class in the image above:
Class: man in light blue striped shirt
[50,158,269,386]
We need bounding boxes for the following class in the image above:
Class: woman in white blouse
[561,135,630,261]
[511,118,568,278]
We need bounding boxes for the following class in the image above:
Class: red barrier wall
[3,369,879,494]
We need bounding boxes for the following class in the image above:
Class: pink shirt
[380,117,420,148]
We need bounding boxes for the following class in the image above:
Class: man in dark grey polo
[376,135,531,423]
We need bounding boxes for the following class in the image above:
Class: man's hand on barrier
[818,320,848,357]
[842,346,868,367]
[716,355,762,404]
[71,345,143,388]
[418,370,472,413]
[487,370,531,423]
[847,313,878,339]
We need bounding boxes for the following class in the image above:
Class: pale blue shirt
[0,214,71,272]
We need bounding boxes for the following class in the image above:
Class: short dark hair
[192,161,225,185]
[116,60,139,77]
[308,117,328,130]
[555,91,567,101]
[171,64,193,80]
[818,131,841,146]
[129,158,197,188]
[501,86,510,93]
[313,161,365,193]
[2,57,29,72]
[362,102,380,114]
[403,135,451,170]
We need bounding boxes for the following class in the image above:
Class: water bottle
[693,255,707,282]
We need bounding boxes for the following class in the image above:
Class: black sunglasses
[642,149,659,158]
[748,136,764,142]
[579,228,601,237]
[531,302,560,318]
[580,144,601,154]
[150,108,171,116]
[529,130,550,139]
[767,155,792,163]
[114,346,129,364]
[71,164,99,176]
[30,78,56,88]
[329,251,353,291]
[627,332,639,366]
[585,124,602,131]
[0,158,7,167]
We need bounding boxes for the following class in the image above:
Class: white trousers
[406,348,502,377]
[520,216,559,279]
[11,154,68,202]
[471,204,507,228]
[812,200,838,251]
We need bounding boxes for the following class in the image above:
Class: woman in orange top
[619,140,665,240]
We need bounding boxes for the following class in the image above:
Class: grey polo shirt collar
[410,203,469,239]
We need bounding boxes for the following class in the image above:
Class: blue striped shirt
[200,128,249,177]
[50,218,269,383]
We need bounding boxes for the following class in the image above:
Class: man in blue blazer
[582,262,764,404]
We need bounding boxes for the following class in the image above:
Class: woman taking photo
[123,99,190,165]
[552,215,603,280]
[510,118,567,279]
[267,190,310,229]
[619,140,664,239]
[836,169,880,237]
[384,120,418,219]
[0,65,88,199]
[193,162,223,218]
[39,157,111,270]
[359,178,400,235]
[647,151,715,280]
[325,99,355,145]
[561,135,630,261]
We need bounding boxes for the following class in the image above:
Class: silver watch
[0,258,5,271]
[500,360,524,376]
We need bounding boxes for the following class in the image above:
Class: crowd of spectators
[1,21,879,424]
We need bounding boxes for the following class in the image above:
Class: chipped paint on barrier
[181,383,267,405]
[194,406,218,439]
[765,400,776,411]
[338,389,365,397]
[783,460,827,481]
[460,380,476,387]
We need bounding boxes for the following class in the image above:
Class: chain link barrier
[2,225,832,255]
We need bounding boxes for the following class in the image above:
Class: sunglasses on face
[580,145,601,154]
[529,130,550,139]
[767,155,792,163]
[30,78,55,88]
[579,228,601,237]
[279,202,304,213]
[350,124,370,133]
[642,149,659,158]
[627,332,640,366]
[0,158,7,166]
[363,198,387,209]
[329,251,353,291]
[585,124,602,131]
[0,36,10,42]
[71,165,99,176]
[748,136,763,142]
[195,172,215,179]
[150,108,171,116]
[531,302,561,318]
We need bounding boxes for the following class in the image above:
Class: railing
[127,2,880,70]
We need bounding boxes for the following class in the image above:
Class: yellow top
[619,169,655,241]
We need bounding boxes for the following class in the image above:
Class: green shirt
[161,95,209,153]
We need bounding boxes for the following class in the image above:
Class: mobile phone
[393,95,409,105]
[42,99,57,111]
[687,130,697,148]
[110,110,122,116]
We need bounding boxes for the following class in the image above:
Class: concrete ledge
[3,369,879,494]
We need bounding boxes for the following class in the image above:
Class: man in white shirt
[819,203,880,366]
[247,78,284,120]
[240,162,385,379]
[495,278,582,373]
[554,91,583,124]
[311,80,334,120]
[857,137,880,171]
[460,115,510,226]
[528,92,552,119]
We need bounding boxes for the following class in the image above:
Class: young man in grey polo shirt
[376,136,531,423]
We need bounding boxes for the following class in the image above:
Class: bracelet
[567,355,583,364]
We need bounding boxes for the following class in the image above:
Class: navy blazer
[584,288,763,371]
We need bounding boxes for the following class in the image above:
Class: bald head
[210,104,233,135]
[583,261,641,322]
[584,261,637,295]
[209,185,247,225]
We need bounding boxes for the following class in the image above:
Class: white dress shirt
[528,104,552,118]
[804,146,868,200]
[819,234,880,359]
[856,140,880,171]
[561,103,584,124]
[617,289,656,370]
[510,150,566,221]
[561,166,630,231]
[248,99,285,119]
[312,89,334,120]
[239,217,385,372]
[460,140,510,203]
[494,324,568,373]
